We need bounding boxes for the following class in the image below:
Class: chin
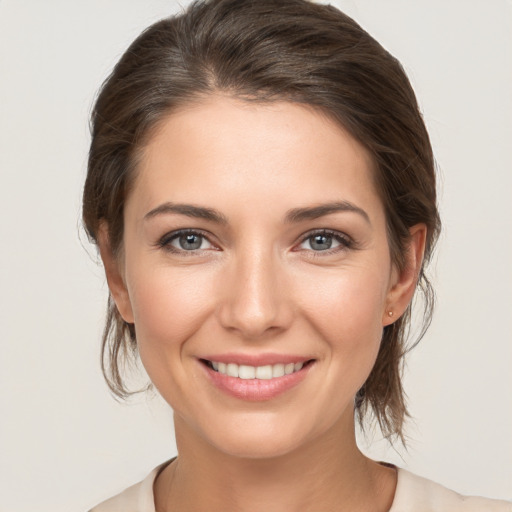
[211,430,306,460]
[188,408,331,461]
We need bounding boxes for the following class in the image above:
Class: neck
[155,412,397,512]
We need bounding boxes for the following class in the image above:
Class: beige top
[89,461,512,512]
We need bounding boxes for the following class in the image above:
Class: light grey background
[0,1,510,510]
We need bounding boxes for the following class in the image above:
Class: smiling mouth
[201,359,314,380]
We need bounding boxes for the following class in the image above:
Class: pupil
[311,234,332,250]
[180,234,202,250]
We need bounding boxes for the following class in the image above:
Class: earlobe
[97,223,134,324]
[383,224,427,326]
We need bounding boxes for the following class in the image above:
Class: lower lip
[200,361,314,401]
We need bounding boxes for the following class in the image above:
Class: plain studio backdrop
[0,1,511,510]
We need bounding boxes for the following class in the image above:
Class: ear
[383,223,427,326]
[97,222,134,324]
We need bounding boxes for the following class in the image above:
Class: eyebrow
[144,202,229,225]
[144,200,370,225]
[284,201,371,225]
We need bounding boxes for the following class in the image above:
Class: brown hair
[83,0,441,443]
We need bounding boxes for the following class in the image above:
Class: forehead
[130,96,382,221]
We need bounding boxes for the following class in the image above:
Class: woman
[83,0,511,510]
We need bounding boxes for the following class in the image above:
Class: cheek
[124,265,220,410]
[295,264,389,355]
[126,266,215,356]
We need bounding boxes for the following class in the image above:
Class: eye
[298,230,352,253]
[159,229,215,253]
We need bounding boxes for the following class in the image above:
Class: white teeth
[226,363,239,378]
[238,365,256,379]
[272,363,285,378]
[256,365,273,379]
[210,360,308,379]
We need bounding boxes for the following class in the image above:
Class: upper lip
[200,353,313,366]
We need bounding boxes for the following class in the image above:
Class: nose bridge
[218,241,291,338]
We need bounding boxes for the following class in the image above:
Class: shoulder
[88,462,168,512]
[88,480,147,512]
[390,468,512,512]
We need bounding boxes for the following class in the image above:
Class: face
[104,97,418,459]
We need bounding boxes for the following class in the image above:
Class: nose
[216,247,294,340]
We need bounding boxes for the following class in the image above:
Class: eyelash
[296,229,354,257]
[157,229,217,255]
[156,228,354,256]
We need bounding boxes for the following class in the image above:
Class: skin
[99,96,426,512]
